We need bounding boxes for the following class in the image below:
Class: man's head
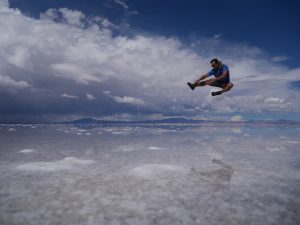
[210,58,219,69]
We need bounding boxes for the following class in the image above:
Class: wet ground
[0,124,299,225]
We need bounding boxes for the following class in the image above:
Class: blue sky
[0,0,300,122]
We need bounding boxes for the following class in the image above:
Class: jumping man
[187,58,234,96]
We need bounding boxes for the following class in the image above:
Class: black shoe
[187,82,196,90]
[211,91,222,96]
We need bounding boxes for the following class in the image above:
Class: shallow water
[0,124,299,225]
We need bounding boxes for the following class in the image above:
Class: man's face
[211,61,218,69]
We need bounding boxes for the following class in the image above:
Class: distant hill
[62,117,300,127]
[64,117,198,125]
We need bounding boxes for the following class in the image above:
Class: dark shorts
[214,79,230,88]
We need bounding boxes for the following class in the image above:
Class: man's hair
[210,58,219,64]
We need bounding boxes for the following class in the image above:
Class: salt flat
[0,124,299,225]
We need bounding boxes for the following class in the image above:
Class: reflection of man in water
[191,159,234,192]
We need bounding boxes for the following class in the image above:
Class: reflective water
[0,124,299,225]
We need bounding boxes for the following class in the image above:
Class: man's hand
[194,79,201,85]
[194,74,208,84]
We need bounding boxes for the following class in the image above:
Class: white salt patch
[19,149,35,154]
[130,164,186,179]
[85,133,92,135]
[77,129,87,132]
[265,146,284,152]
[122,146,136,152]
[148,146,165,150]
[16,157,95,172]
[112,131,123,135]
[115,145,138,152]
[286,141,300,144]
[76,133,82,135]
[122,128,132,131]
[8,128,16,132]
[122,147,135,152]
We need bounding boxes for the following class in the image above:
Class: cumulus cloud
[0,74,31,89]
[6,46,33,69]
[0,0,9,9]
[59,8,85,26]
[113,96,145,106]
[0,2,299,122]
[40,8,86,27]
[271,56,289,63]
[103,91,145,106]
[61,93,79,99]
[86,93,96,101]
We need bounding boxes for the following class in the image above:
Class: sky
[0,0,300,122]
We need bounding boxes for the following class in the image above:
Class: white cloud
[51,63,104,84]
[61,93,79,99]
[114,0,129,10]
[271,56,289,62]
[0,74,31,89]
[113,0,139,15]
[103,91,145,106]
[40,8,58,21]
[59,8,85,26]
[99,17,117,28]
[86,93,96,101]
[40,8,86,27]
[264,97,284,104]
[0,3,299,121]
[0,0,8,9]
[6,46,32,69]
[113,95,145,106]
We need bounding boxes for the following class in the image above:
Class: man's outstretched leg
[187,81,206,90]
[211,82,233,96]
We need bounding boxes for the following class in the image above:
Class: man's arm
[215,71,228,81]
[195,74,208,84]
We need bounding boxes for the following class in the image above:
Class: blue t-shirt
[207,64,230,82]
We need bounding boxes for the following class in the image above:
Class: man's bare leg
[188,79,219,90]
[221,82,234,93]
[188,80,233,94]
[212,82,234,96]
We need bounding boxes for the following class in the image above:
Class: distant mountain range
[64,117,195,125]
[62,117,300,127]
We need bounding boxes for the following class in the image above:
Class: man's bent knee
[224,82,233,91]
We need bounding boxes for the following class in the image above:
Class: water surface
[0,124,299,225]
